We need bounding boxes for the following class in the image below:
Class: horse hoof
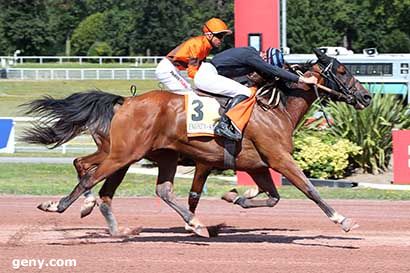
[243,186,260,199]
[192,225,210,238]
[113,226,143,237]
[221,189,239,203]
[37,201,59,212]
[188,217,210,238]
[341,218,359,232]
[80,196,97,218]
[184,223,195,233]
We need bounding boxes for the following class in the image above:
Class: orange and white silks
[167,36,213,79]
[226,87,257,133]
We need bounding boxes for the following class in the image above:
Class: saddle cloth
[184,93,221,137]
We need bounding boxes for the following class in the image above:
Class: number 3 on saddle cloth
[185,93,221,137]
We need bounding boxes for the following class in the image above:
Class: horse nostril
[363,94,372,103]
[357,91,372,106]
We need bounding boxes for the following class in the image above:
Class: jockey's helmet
[203,18,232,35]
[266,47,284,68]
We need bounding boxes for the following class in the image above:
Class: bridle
[295,58,360,127]
[255,58,361,115]
[317,59,357,105]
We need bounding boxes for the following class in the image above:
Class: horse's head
[313,48,372,110]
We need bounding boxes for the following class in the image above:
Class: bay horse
[22,49,372,237]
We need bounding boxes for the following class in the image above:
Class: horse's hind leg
[74,134,110,217]
[37,151,108,216]
[273,154,358,232]
[98,165,130,235]
[222,168,280,209]
[155,152,210,238]
[74,151,108,218]
[38,150,135,214]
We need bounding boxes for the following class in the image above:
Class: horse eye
[338,66,347,75]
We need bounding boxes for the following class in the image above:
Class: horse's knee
[74,158,92,177]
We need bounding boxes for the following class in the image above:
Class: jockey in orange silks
[155,18,232,91]
[194,47,318,141]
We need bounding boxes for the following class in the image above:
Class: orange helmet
[202,18,232,35]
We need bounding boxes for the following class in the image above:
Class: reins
[295,68,339,127]
[313,84,333,127]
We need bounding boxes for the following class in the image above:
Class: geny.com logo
[12,258,77,270]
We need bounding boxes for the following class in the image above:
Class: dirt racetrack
[1,196,409,273]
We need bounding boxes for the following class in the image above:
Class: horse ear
[313,48,331,65]
[313,48,323,57]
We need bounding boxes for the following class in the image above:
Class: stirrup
[215,122,242,141]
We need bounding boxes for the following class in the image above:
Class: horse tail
[20,90,124,148]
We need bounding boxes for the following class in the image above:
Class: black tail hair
[20,90,124,148]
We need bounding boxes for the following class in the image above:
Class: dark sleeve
[246,51,300,82]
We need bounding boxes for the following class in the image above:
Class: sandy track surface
[1,196,409,273]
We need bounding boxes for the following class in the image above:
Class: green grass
[0,80,159,116]
[0,163,409,200]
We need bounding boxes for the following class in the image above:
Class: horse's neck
[285,87,317,130]
[284,65,321,129]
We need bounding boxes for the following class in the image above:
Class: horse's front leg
[273,153,358,232]
[155,153,210,238]
[183,163,212,233]
[188,163,212,213]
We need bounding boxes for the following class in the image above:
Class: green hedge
[293,132,361,179]
[87,41,112,56]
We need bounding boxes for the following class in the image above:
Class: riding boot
[214,95,248,141]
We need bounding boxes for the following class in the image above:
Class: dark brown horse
[23,49,372,237]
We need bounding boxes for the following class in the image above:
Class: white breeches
[155,58,192,91]
[194,62,251,98]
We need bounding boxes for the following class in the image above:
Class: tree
[286,0,410,53]
[71,13,105,55]
[0,17,11,55]
[0,0,53,55]
[382,30,410,53]
[100,8,133,56]
[46,0,89,55]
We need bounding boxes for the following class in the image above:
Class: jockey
[194,46,318,141]
[155,18,232,91]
